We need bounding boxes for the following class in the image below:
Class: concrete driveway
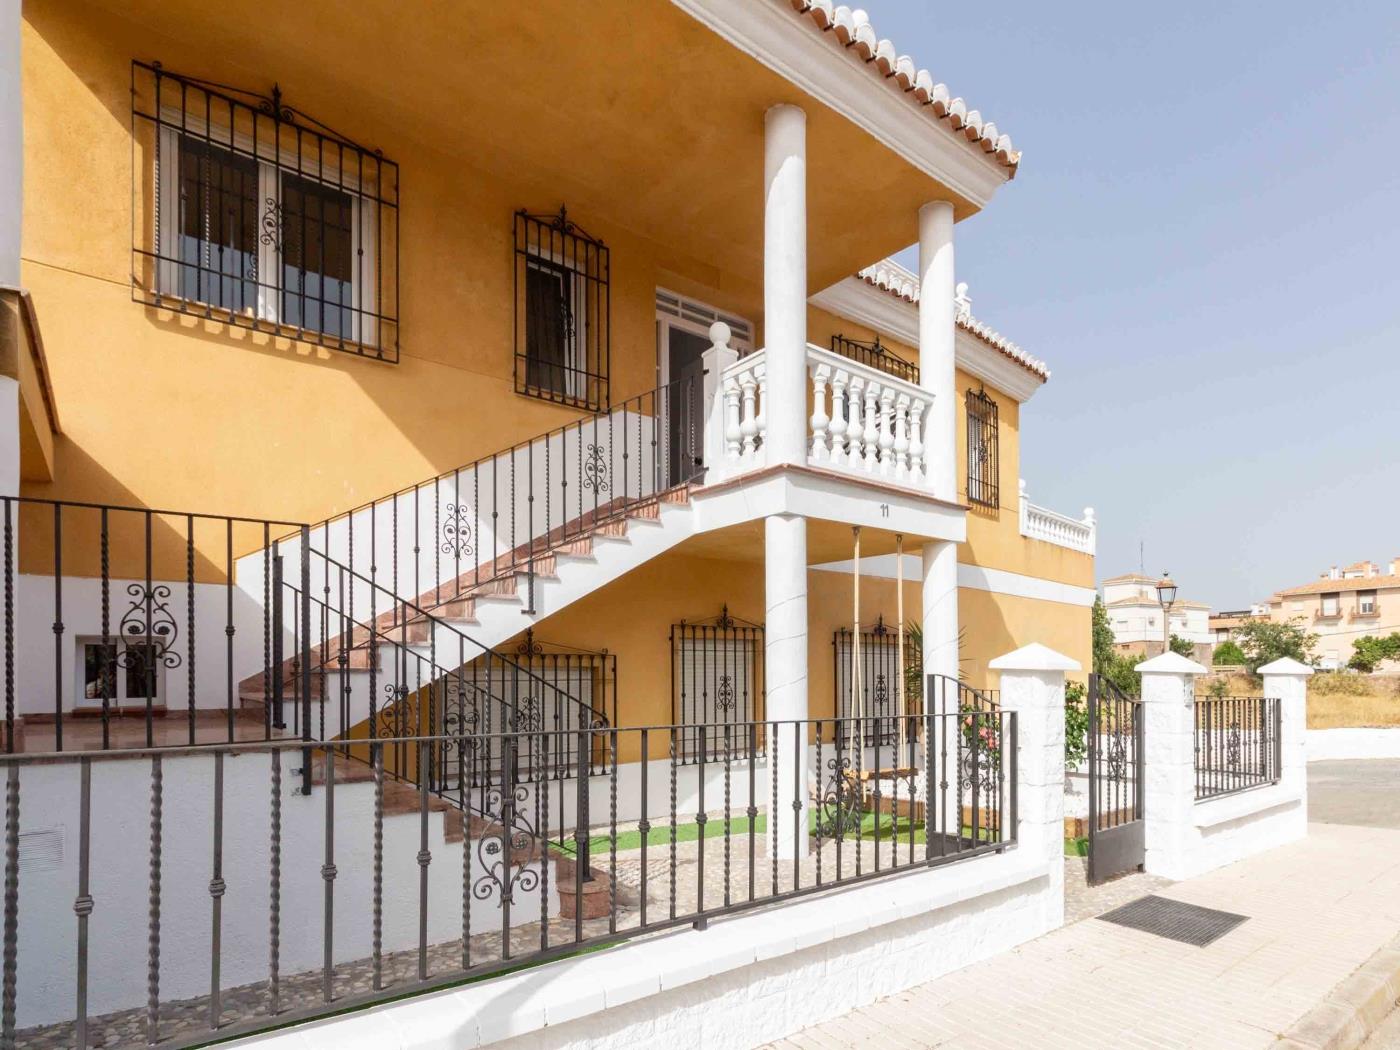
[1309,759,1400,829]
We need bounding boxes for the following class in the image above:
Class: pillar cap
[1134,652,1208,675]
[1258,657,1314,677]
[989,642,1080,672]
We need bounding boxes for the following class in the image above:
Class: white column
[700,321,738,478]
[990,643,1077,932]
[1137,652,1207,880]
[917,200,956,500]
[763,103,807,467]
[921,541,958,713]
[1,0,22,499]
[765,512,808,859]
[1260,657,1312,839]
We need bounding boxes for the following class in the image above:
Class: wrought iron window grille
[833,617,919,749]
[514,206,610,412]
[965,386,1000,508]
[670,606,764,764]
[829,334,920,385]
[130,61,400,362]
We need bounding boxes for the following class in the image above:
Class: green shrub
[1213,640,1245,666]
[1064,680,1089,767]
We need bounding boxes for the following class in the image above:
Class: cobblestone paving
[1061,854,1173,924]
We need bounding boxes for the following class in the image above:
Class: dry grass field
[1199,671,1400,729]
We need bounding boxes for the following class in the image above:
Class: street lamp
[1155,572,1178,655]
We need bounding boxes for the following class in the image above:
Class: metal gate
[1086,674,1144,884]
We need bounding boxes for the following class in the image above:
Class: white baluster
[810,362,831,461]
[862,379,881,472]
[846,374,866,469]
[827,368,849,461]
[908,395,926,484]
[740,371,759,460]
[1019,478,1029,535]
[723,375,742,461]
[754,362,768,455]
[877,386,896,477]
[893,393,910,479]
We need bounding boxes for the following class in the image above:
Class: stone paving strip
[763,823,1400,1050]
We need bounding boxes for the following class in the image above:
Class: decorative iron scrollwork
[815,753,863,839]
[259,197,283,252]
[471,780,540,907]
[583,443,609,494]
[376,683,412,738]
[873,673,889,710]
[441,502,474,560]
[715,675,735,713]
[116,583,183,671]
[1225,713,1242,771]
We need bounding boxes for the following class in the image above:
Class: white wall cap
[988,642,1080,672]
[1134,652,1209,675]
[1258,657,1315,677]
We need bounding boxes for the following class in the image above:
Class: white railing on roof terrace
[1019,479,1096,554]
[712,343,933,491]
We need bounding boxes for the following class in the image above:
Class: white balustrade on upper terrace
[1018,479,1096,554]
[709,343,934,492]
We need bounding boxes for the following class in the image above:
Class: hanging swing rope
[895,533,906,754]
[849,525,863,773]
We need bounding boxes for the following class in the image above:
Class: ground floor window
[76,637,164,710]
[670,607,764,764]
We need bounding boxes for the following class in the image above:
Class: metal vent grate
[1098,895,1247,947]
[19,828,64,873]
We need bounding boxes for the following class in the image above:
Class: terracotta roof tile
[1277,575,1400,597]
[857,258,1049,380]
[786,1,1021,176]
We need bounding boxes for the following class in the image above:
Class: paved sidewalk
[762,823,1400,1050]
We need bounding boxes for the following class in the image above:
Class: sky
[855,1,1400,609]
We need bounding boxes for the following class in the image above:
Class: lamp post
[1155,572,1178,656]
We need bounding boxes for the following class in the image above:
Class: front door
[661,325,708,485]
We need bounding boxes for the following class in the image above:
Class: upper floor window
[1358,590,1377,615]
[131,62,400,361]
[965,388,1000,508]
[829,334,919,384]
[514,208,610,411]
[1321,592,1340,617]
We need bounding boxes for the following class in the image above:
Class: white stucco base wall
[228,850,1056,1050]
[1155,785,1307,882]
[1306,727,1400,762]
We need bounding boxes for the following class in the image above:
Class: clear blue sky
[861,1,1400,608]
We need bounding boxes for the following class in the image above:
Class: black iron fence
[2,703,1014,1049]
[0,497,603,790]
[1194,696,1281,801]
[828,335,920,385]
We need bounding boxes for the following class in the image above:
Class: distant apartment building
[1102,573,1212,661]
[1208,604,1270,647]
[1266,559,1400,671]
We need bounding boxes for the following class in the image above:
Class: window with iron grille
[515,208,610,411]
[966,387,1000,507]
[830,334,919,385]
[670,607,764,764]
[130,61,400,362]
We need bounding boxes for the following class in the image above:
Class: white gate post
[1137,652,1208,879]
[1259,657,1312,840]
[990,643,1077,931]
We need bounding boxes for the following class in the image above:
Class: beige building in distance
[1266,559,1400,671]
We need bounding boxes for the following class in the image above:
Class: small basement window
[515,208,610,411]
[75,637,165,710]
[132,61,399,361]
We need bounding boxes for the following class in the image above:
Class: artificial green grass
[554,808,1003,857]
[1064,836,1088,857]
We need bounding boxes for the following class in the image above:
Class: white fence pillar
[1260,657,1312,839]
[1137,653,1205,879]
[990,643,1075,931]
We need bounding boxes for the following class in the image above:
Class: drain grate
[1097,895,1248,947]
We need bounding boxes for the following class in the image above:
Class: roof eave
[672,0,1016,214]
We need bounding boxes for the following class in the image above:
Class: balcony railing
[709,343,933,491]
[1018,480,1095,554]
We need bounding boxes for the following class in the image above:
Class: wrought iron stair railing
[256,374,703,628]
